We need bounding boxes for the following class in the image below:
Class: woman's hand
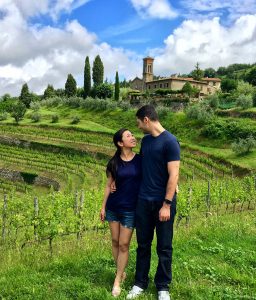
[100,208,106,222]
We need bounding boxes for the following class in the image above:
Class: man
[127,105,180,300]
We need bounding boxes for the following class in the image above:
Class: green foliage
[191,62,204,81]
[30,101,41,111]
[65,74,77,97]
[19,83,32,108]
[118,101,131,111]
[70,116,80,124]
[84,56,91,98]
[202,119,256,140]
[206,94,219,110]
[1,93,11,101]
[91,83,113,99]
[182,82,193,97]
[252,90,256,107]
[41,96,62,107]
[0,112,8,121]
[81,97,117,111]
[236,94,253,110]
[185,103,214,123]
[231,135,256,154]
[244,66,256,86]
[236,80,254,96]
[51,114,59,123]
[11,102,27,123]
[43,84,55,98]
[114,71,120,101]
[30,112,41,123]
[154,89,182,96]
[221,78,238,92]
[63,96,82,108]
[156,106,169,119]
[92,55,104,86]
[204,67,216,78]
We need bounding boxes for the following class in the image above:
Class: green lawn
[0,212,255,299]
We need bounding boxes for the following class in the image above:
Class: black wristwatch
[164,199,172,205]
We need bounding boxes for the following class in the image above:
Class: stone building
[130,57,221,95]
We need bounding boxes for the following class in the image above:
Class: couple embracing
[100,105,180,300]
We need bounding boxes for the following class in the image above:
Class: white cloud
[130,0,177,19]
[181,0,256,22]
[151,15,256,75]
[0,1,141,96]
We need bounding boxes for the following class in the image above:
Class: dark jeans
[134,197,176,291]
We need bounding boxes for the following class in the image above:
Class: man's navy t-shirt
[139,130,180,202]
[106,154,142,212]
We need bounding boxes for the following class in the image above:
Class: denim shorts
[105,209,136,229]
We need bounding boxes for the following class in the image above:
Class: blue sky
[0,0,256,95]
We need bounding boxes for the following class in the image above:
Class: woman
[100,128,141,297]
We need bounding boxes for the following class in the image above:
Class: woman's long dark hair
[106,128,128,180]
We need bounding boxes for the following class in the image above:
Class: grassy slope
[2,105,255,170]
[0,212,255,299]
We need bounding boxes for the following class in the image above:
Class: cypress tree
[84,56,91,98]
[65,74,77,97]
[114,71,120,101]
[92,55,104,86]
[44,84,55,98]
[19,83,31,108]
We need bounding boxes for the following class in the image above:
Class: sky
[0,0,256,96]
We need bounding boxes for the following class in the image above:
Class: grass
[0,211,255,299]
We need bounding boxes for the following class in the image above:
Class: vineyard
[0,123,255,251]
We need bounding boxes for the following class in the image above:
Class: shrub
[41,96,62,107]
[81,97,117,111]
[51,114,59,123]
[63,96,82,108]
[206,94,219,110]
[91,83,113,99]
[236,94,253,110]
[0,112,8,121]
[231,135,256,154]
[31,112,41,123]
[252,90,256,107]
[156,106,169,119]
[118,101,131,111]
[71,116,80,124]
[185,103,214,123]
[11,102,27,124]
[30,101,41,111]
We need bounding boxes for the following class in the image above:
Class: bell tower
[143,56,154,83]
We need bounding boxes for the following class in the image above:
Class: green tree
[204,68,216,78]
[19,83,32,108]
[252,90,256,107]
[244,67,256,86]
[44,84,55,98]
[114,71,120,101]
[182,82,193,97]
[191,62,204,81]
[84,56,91,98]
[92,83,113,99]
[236,80,254,95]
[221,78,238,92]
[65,74,77,97]
[1,93,11,101]
[236,94,253,109]
[92,55,104,86]
[11,102,27,124]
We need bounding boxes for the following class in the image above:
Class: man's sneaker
[126,285,144,299]
[158,291,171,300]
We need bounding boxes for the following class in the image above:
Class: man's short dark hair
[136,105,159,121]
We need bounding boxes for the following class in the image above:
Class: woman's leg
[114,225,133,287]
[109,221,120,265]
